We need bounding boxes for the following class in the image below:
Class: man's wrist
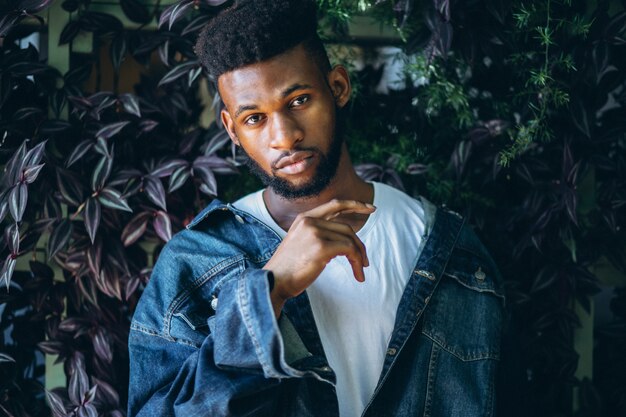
[267,271,287,318]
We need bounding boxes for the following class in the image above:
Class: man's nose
[269,113,304,150]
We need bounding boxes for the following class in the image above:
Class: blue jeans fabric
[128,200,505,417]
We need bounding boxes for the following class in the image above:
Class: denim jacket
[128,199,505,417]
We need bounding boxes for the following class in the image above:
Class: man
[128,1,504,416]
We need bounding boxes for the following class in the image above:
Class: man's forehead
[217,45,325,102]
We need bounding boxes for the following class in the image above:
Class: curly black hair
[195,0,331,80]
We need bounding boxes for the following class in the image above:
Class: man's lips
[274,151,314,170]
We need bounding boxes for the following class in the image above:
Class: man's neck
[262,151,374,232]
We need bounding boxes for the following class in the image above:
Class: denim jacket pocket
[422,248,504,361]
[168,258,245,348]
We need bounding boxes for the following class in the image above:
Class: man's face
[218,44,352,199]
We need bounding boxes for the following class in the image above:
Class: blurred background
[0,0,625,416]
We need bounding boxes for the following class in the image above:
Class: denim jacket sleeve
[127,215,314,417]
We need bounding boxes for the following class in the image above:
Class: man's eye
[291,95,309,107]
[244,114,263,125]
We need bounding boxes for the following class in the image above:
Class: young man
[128,1,505,416]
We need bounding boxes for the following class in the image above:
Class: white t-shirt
[234,182,434,417]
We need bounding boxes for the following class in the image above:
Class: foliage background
[1,0,625,416]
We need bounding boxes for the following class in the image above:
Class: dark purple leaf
[30,260,54,279]
[91,155,114,191]
[125,276,141,300]
[592,42,609,80]
[532,209,553,232]
[80,11,123,32]
[84,385,98,404]
[153,210,172,242]
[139,119,158,133]
[19,0,55,12]
[98,267,123,299]
[151,159,188,178]
[199,183,215,196]
[193,165,217,196]
[144,176,167,210]
[96,121,130,140]
[64,62,93,85]
[604,11,626,37]
[87,240,102,276]
[12,106,44,122]
[93,327,113,363]
[0,13,20,38]
[9,183,28,222]
[121,0,151,24]
[94,137,109,156]
[23,140,47,167]
[159,0,193,30]
[68,95,93,112]
[0,200,7,223]
[5,223,20,254]
[564,190,578,226]
[56,169,84,207]
[45,389,68,417]
[8,62,55,77]
[93,376,120,407]
[168,166,191,192]
[188,66,203,87]
[66,139,94,167]
[204,130,230,155]
[181,14,211,36]
[37,340,64,355]
[121,211,150,246]
[3,141,28,187]
[1,256,17,290]
[68,353,89,405]
[58,317,87,333]
[47,219,72,259]
[119,93,141,117]
[179,130,199,154]
[110,32,127,72]
[530,267,559,294]
[170,92,189,113]
[84,197,101,243]
[406,163,428,175]
[157,40,170,67]
[158,60,199,87]
[570,99,591,138]
[23,163,45,184]
[92,94,117,117]
[40,119,72,134]
[78,404,98,417]
[98,187,132,212]
[355,163,383,181]
[567,162,581,185]
[59,20,82,45]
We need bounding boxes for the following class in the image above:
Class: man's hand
[263,199,376,317]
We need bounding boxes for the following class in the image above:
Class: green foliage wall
[1,0,625,416]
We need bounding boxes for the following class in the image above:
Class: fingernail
[366,203,376,209]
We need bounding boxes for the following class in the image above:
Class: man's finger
[303,199,376,221]
[320,233,366,282]
[315,220,369,267]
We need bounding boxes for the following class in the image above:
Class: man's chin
[267,177,332,200]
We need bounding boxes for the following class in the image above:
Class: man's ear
[327,65,352,109]
[220,109,240,146]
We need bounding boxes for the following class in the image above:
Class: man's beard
[240,110,345,200]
